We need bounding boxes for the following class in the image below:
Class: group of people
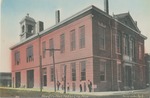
[56,80,92,92]
[57,81,70,91]
[80,80,92,92]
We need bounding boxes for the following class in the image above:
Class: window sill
[116,52,121,55]
[100,81,107,82]
[99,48,106,51]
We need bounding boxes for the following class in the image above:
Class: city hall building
[10,3,147,91]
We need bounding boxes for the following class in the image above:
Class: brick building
[10,4,147,91]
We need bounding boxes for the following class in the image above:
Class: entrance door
[15,72,21,88]
[27,70,34,88]
[125,66,132,88]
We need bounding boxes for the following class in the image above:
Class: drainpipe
[109,19,113,90]
[38,33,43,96]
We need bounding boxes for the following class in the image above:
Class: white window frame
[70,29,76,51]
[79,25,85,49]
[100,59,106,81]
[98,24,106,50]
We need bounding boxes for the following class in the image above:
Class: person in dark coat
[57,81,61,90]
[88,80,92,92]
[79,80,82,92]
[67,83,70,92]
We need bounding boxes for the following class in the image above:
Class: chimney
[135,21,137,26]
[55,10,60,24]
[36,21,44,33]
[104,0,109,14]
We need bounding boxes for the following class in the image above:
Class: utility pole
[64,65,67,94]
[39,55,43,96]
[45,48,60,92]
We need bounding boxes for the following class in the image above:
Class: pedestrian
[57,81,61,90]
[61,84,64,90]
[84,82,86,92]
[88,80,92,92]
[79,80,82,92]
[67,83,70,92]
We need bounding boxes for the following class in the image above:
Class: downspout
[38,33,43,95]
[109,19,113,90]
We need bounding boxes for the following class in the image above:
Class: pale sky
[0,0,150,72]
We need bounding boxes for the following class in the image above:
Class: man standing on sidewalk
[79,80,82,92]
[88,80,92,92]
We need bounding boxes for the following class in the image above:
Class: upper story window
[70,30,76,51]
[138,43,143,60]
[98,26,105,50]
[42,41,46,58]
[124,34,129,55]
[15,51,20,65]
[49,38,54,56]
[80,61,86,81]
[130,38,135,58]
[116,32,121,53]
[26,45,33,62]
[71,62,76,81]
[60,33,65,53]
[79,26,85,48]
[100,60,106,81]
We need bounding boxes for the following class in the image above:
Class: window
[42,68,47,86]
[139,43,142,60]
[72,83,76,91]
[28,25,33,33]
[60,34,65,53]
[130,38,135,58]
[98,26,105,49]
[80,61,86,81]
[100,60,106,81]
[124,34,129,55]
[116,32,121,53]
[60,64,65,81]
[15,51,20,65]
[22,25,24,33]
[71,63,76,81]
[70,30,76,51]
[50,66,54,81]
[26,46,33,62]
[49,38,54,56]
[79,26,85,48]
[42,41,46,58]
[140,66,143,81]
[117,64,121,81]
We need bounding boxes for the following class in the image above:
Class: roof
[113,12,129,19]
[10,5,147,50]
[113,12,141,32]
[10,5,111,50]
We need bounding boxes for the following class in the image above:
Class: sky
[0,0,150,72]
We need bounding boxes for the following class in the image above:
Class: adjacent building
[0,72,11,87]
[10,4,147,91]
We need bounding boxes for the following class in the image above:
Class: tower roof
[20,13,35,24]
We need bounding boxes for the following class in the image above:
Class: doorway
[15,72,21,88]
[125,66,132,88]
[27,70,34,88]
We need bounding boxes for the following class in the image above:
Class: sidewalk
[1,87,150,97]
